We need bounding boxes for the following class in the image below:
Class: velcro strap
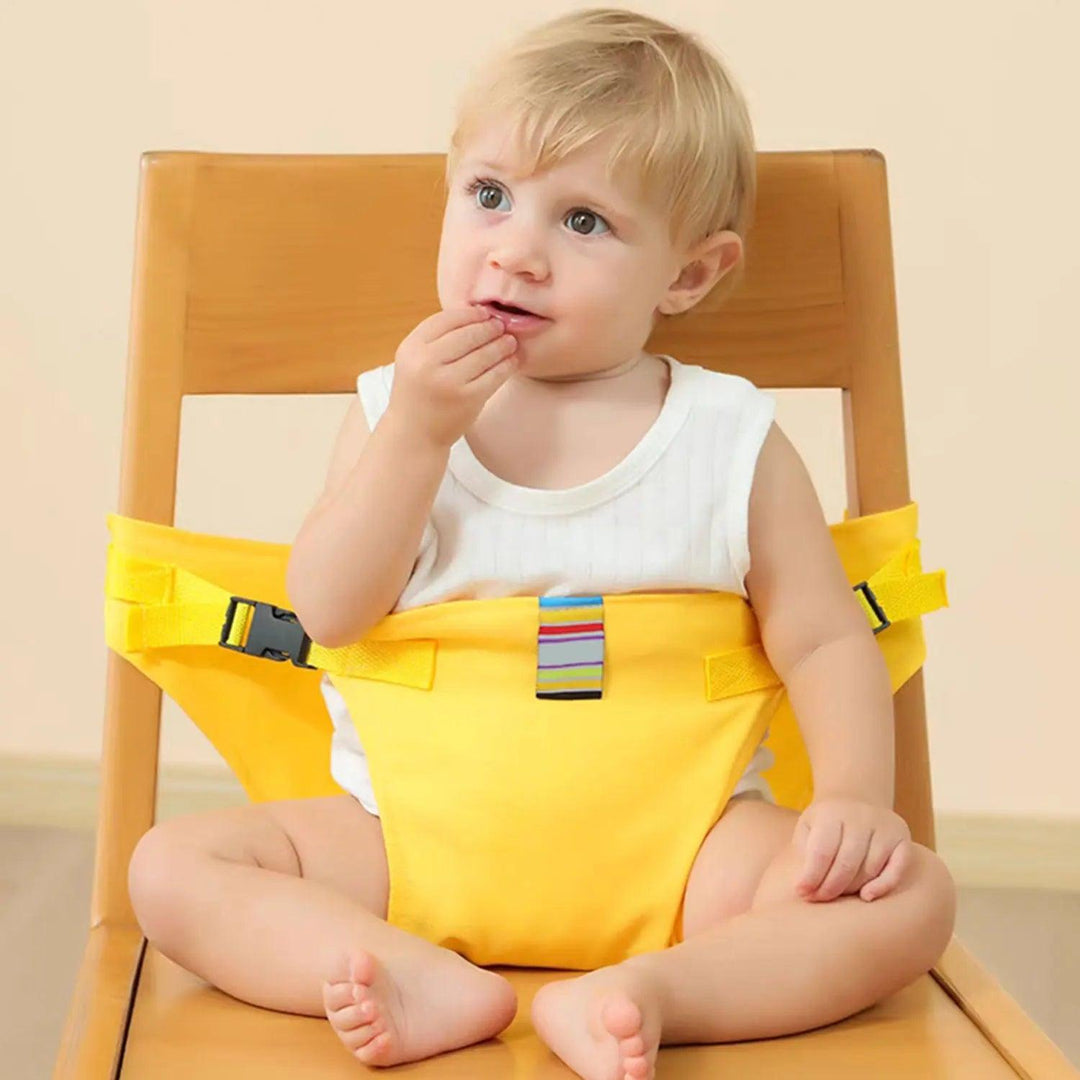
[704,539,947,702]
[703,643,782,701]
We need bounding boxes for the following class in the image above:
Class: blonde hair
[445,7,757,309]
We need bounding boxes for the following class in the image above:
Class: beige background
[2,1,1077,819]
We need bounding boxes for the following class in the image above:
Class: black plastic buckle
[219,596,315,668]
[853,581,891,635]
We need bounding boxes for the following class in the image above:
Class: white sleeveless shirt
[320,354,778,814]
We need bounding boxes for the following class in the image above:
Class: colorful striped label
[535,596,605,700]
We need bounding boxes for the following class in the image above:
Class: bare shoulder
[744,422,867,677]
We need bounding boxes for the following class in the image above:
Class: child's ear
[658,230,743,315]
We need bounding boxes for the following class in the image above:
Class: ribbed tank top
[321,354,778,814]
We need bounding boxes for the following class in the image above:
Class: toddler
[127,9,957,1079]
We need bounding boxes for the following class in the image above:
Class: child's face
[437,124,727,380]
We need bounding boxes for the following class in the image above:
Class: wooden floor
[4,825,1079,1079]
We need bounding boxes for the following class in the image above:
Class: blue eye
[465,178,612,237]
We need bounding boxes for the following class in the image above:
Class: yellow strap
[702,643,781,701]
[105,537,946,700]
[852,538,948,626]
[704,538,948,702]
[104,546,436,690]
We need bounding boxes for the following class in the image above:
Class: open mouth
[488,300,539,317]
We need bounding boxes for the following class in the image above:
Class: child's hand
[387,304,519,450]
[793,797,912,903]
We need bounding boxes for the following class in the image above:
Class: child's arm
[287,306,516,648]
[286,398,448,649]
[744,422,911,902]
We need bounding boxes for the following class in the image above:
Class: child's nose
[486,225,549,278]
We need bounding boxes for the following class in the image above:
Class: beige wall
[3,1,1076,818]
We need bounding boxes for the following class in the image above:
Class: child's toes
[323,977,382,1031]
[359,1031,393,1062]
[343,1017,389,1053]
[329,1001,378,1034]
[346,950,377,988]
[326,948,376,992]
[322,980,356,1015]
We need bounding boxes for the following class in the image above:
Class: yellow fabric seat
[103,501,945,971]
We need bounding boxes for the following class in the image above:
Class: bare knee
[127,822,196,945]
[903,843,958,969]
[751,835,957,962]
[840,842,957,981]
[127,807,301,945]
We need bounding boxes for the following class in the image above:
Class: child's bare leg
[127,795,516,1066]
[530,797,956,1080]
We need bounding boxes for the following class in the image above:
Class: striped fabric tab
[536,596,605,700]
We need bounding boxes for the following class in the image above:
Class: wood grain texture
[933,938,1080,1079]
[52,924,145,1080]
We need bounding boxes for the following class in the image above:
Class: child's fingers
[860,839,912,901]
[862,830,895,883]
[812,827,873,902]
[796,818,842,896]
[415,304,491,344]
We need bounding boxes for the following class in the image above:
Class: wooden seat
[54,150,1077,1078]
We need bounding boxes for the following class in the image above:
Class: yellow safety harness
[104,500,946,969]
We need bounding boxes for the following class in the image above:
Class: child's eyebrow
[464,158,638,225]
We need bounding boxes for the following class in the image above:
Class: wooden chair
[55,149,1077,1078]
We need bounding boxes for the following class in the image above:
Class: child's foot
[321,947,517,1067]
[530,962,663,1080]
